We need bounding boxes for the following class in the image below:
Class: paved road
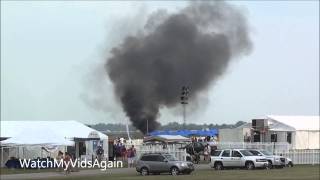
[0,164,211,180]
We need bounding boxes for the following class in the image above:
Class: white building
[219,123,252,142]
[219,115,319,150]
[262,115,319,149]
[0,121,108,167]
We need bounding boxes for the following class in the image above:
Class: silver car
[248,149,286,168]
[210,149,268,170]
[136,153,194,176]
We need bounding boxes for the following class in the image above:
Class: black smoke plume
[105,2,252,134]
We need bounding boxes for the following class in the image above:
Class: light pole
[146,119,149,135]
[180,86,190,129]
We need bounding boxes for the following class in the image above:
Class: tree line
[88,121,246,132]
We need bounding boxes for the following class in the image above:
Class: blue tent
[149,129,218,137]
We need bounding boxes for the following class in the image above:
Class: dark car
[136,153,194,176]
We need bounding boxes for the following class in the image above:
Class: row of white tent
[0,121,108,146]
[0,121,109,167]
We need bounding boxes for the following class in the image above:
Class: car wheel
[214,162,223,170]
[246,162,255,170]
[140,167,149,176]
[170,167,179,176]
[267,161,273,169]
[287,162,293,167]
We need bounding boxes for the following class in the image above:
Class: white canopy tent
[266,115,320,149]
[1,129,74,146]
[266,115,319,131]
[1,121,107,141]
[0,121,108,167]
[144,135,191,144]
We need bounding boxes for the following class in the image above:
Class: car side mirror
[164,159,168,163]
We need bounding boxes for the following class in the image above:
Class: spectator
[115,142,122,160]
[121,144,127,161]
[204,144,210,161]
[96,145,104,162]
[56,151,64,172]
[64,152,72,175]
[127,145,136,168]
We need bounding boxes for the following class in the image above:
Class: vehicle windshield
[240,150,254,156]
[211,150,222,156]
[249,150,260,156]
[163,154,178,161]
[260,150,273,156]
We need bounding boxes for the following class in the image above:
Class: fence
[134,144,187,161]
[215,142,292,152]
[274,149,320,165]
[214,142,319,165]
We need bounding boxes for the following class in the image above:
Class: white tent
[1,129,74,146]
[0,121,108,167]
[144,135,191,143]
[0,120,107,141]
[266,115,320,149]
[267,115,319,131]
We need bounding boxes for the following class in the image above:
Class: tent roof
[149,129,218,137]
[144,135,191,143]
[1,129,74,146]
[267,115,320,131]
[0,121,107,145]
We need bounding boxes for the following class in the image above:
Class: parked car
[210,149,268,170]
[285,157,294,167]
[249,149,286,168]
[136,153,194,176]
[248,149,286,168]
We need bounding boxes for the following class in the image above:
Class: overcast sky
[1,1,319,125]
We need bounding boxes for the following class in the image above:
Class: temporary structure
[266,115,320,149]
[1,121,107,141]
[144,135,191,144]
[0,121,108,167]
[1,129,74,146]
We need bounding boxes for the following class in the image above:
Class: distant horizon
[1,114,319,126]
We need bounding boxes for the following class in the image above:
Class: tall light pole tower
[180,86,190,129]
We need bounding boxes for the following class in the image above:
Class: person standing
[127,145,136,168]
[96,145,104,162]
[203,144,209,162]
[56,151,64,172]
[64,152,72,175]
[121,144,127,161]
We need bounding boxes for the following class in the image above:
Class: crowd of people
[113,139,136,167]
[186,136,218,163]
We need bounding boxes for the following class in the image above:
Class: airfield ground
[1,164,319,180]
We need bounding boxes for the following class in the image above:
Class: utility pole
[180,86,190,129]
[146,119,149,135]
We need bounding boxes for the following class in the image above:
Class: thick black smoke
[106,2,252,134]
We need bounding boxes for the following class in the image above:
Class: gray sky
[1,1,319,125]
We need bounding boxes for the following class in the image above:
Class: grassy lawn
[0,167,96,175]
[46,165,319,180]
[0,168,59,175]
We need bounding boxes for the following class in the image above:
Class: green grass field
[0,168,58,175]
[46,165,319,180]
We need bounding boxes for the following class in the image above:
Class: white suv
[210,149,268,170]
[248,149,286,168]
